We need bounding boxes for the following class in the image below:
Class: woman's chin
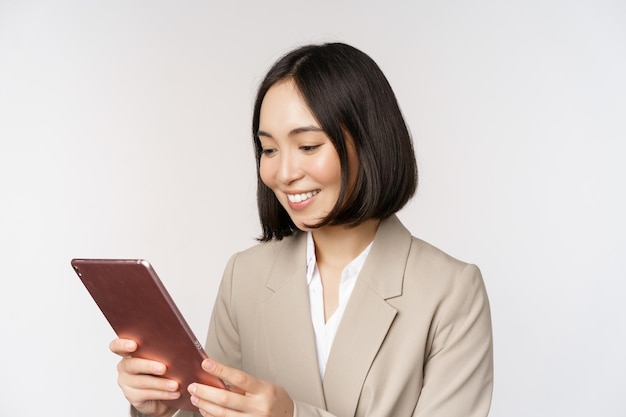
[293,222,314,232]
[290,217,324,233]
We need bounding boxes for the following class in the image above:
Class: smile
[286,190,319,203]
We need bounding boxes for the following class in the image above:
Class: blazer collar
[264,215,410,294]
[354,214,411,299]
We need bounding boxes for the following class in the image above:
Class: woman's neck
[311,219,380,268]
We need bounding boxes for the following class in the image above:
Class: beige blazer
[177,215,493,417]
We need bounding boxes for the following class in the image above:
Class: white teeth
[287,190,319,203]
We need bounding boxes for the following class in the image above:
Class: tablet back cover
[71,258,225,411]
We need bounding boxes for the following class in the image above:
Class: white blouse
[305,232,373,379]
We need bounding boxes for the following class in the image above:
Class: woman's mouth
[286,190,319,203]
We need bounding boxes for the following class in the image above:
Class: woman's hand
[188,359,294,417]
[110,338,179,417]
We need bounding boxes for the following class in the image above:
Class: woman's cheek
[259,160,275,190]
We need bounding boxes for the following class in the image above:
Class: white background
[1,1,625,416]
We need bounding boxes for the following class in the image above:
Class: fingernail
[203,359,215,371]
[188,384,196,394]
[190,395,198,405]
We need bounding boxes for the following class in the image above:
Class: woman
[111,42,493,417]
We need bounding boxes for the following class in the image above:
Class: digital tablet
[71,258,227,411]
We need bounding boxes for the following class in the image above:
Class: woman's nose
[276,153,303,184]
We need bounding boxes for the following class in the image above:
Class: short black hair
[252,42,417,241]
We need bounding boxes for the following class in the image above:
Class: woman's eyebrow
[257,125,324,139]
[289,126,324,136]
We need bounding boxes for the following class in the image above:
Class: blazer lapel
[261,232,327,409]
[322,215,412,416]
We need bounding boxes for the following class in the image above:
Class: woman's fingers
[188,359,293,417]
[108,338,179,417]
[201,359,256,392]
[112,342,180,403]
[117,363,181,411]
[189,382,244,414]
[188,360,249,413]
[124,377,181,401]
[118,364,178,390]
[109,338,137,356]
[117,355,168,377]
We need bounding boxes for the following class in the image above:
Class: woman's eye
[261,148,277,156]
[300,145,321,152]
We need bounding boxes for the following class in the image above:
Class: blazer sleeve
[204,253,243,369]
[413,263,493,417]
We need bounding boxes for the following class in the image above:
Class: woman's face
[257,79,357,231]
